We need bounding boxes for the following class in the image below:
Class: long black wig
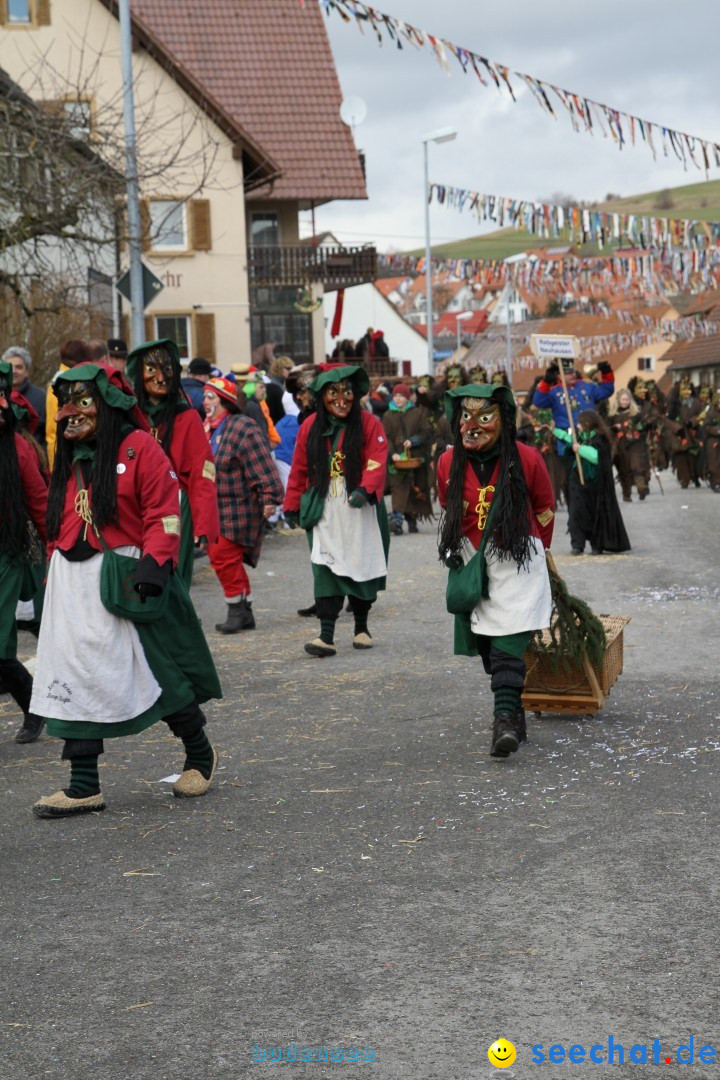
[47,394,141,539]
[305,390,364,498]
[0,404,31,560]
[437,395,534,568]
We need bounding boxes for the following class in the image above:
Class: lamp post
[422,127,457,376]
[455,310,474,361]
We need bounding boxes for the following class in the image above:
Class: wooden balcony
[248,244,377,291]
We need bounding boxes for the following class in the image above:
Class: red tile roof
[111,1,367,203]
[663,335,720,371]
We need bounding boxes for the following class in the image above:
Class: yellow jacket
[45,364,70,467]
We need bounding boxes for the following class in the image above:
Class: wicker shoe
[353,632,373,650]
[173,747,218,799]
[490,713,521,758]
[304,637,337,658]
[33,790,105,818]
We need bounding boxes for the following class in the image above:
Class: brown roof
[681,288,720,317]
[119,0,367,205]
[663,335,720,371]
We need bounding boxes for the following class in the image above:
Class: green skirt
[178,490,195,589]
[309,501,390,602]
[46,572,222,740]
[0,553,24,660]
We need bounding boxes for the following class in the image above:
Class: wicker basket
[522,614,630,716]
[393,457,423,470]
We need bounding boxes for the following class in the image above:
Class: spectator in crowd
[265,355,294,424]
[1,346,47,448]
[243,379,281,451]
[107,339,129,373]
[182,357,213,418]
[46,339,91,466]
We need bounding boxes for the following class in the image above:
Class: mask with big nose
[459,398,502,452]
[323,379,354,419]
[142,348,175,401]
[56,382,99,441]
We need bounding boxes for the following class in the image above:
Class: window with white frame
[63,100,91,140]
[154,316,190,360]
[8,0,32,23]
[150,200,187,251]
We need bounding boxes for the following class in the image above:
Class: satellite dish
[340,96,367,130]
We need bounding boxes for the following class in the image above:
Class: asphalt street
[1,477,718,1079]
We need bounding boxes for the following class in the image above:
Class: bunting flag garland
[376,245,720,293]
[429,184,720,252]
[319,0,720,175]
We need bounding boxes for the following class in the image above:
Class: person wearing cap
[437,383,555,758]
[182,356,213,418]
[0,360,48,744]
[126,339,219,586]
[382,383,433,536]
[202,376,283,633]
[283,365,389,657]
[30,362,222,818]
[106,339,129,374]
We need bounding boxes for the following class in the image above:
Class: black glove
[133,554,171,603]
[544,364,560,386]
[348,488,368,509]
[597,360,613,376]
[284,510,300,529]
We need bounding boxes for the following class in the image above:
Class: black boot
[16,713,45,744]
[297,602,318,618]
[215,598,255,634]
[389,511,404,536]
[405,515,419,534]
[516,706,527,744]
[490,713,521,758]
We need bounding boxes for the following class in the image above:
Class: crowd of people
[2,334,717,815]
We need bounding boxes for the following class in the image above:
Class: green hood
[54,363,137,411]
[444,382,515,423]
[126,338,181,383]
[309,364,370,397]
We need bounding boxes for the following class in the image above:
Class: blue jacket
[533,376,614,454]
[274,413,299,467]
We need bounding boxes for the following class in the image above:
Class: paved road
[1,479,718,1079]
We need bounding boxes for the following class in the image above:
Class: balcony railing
[248,244,377,291]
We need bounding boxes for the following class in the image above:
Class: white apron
[311,478,386,582]
[30,548,161,724]
[459,536,552,637]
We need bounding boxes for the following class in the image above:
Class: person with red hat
[382,383,433,535]
[202,377,283,633]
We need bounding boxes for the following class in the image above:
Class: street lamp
[455,310,474,360]
[422,127,457,376]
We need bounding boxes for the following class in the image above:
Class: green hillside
[406,178,720,261]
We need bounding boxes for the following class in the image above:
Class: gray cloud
[308,0,720,250]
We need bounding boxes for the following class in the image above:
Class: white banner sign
[530,334,581,361]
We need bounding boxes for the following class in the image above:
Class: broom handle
[546,550,559,579]
[556,360,584,485]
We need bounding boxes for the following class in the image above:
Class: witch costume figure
[30,363,222,818]
[126,339,219,585]
[437,384,555,758]
[0,361,48,744]
[283,365,389,657]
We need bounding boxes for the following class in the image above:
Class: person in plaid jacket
[203,377,283,633]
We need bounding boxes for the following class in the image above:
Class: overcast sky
[303,0,719,252]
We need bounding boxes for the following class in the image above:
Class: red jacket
[284,410,388,511]
[16,433,48,543]
[49,430,181,566]
[155,408,219,543]
[437,442,555,550]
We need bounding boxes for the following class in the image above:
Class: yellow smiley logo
[488,1039,517,1068]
